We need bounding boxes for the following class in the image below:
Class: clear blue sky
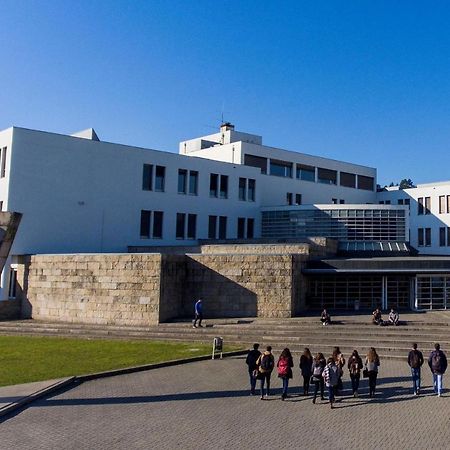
[1,1,450,186]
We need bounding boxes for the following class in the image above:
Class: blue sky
[1,1,450,185]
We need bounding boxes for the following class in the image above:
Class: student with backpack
[277,348,294,400]
[347,349,363,397]
[408,343,424,396]
[311,352,326,404]
[428,343,448,397]
[299,348,313,395]
[245,343,261,395]
[256,346,275,400]
[322,357,339,408]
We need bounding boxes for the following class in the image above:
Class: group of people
[246,342,447,408]
[372,307,399,326]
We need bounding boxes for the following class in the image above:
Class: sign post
[212,337,223,360]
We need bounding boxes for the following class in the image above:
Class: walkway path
[1,355,449,449]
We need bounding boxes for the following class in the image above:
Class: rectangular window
[0,201,3,211]
[405,199,410,206]
[425,228,431,246]
[8,267,17,299]
[208,215,217,239]
[425,197,431,215]
[340,172,356,188]
[219,175,228,199]
[318,168,337,185]
[189,171,198,195]
[270,159,293,178]
[385,200,391,205]
[1,147,7,178]
[247,218,254,239]
[295,194,302,205]
[358,175,374,191]
[140,210,151,238]
[339,199,345,204]
[398,199,404,205]
[187,214,197,239]
[418,228,424,247]
[448,228,450,247]
[439,196,445,214]
[152,211,163,239]
[440,227,446,247]
[287,193,293,205]
[244,154,267,174]
[178,169,187,194]
[237,217,245,239]
[248,179,255,201]
[176,213,185,239]
[142,164,153,191]
[238,178,246,201]
[332,198,338,204]
[210,174,218,197]
[296,164,315,182]
[218,216,227,239]
[447,196,450,214]
[155,166,165,192]
[418,197,424,215]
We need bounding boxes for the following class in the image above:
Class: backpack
[432,352,442,372]
[260,354,274,372]
[313,364,323,377]
[277,357,289,377]
[410,351,420,369]
[350,357,360,374]
[328,365,339,386]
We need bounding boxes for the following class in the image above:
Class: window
[155,166,165,192]
[295,194,302,205]
[178,169,187,194]
[244,154,267,174]
[425,197,431,214]
[439,196,445,214]
[418,228,424,247]
[187,214,197,239]
[287,193,293,205]
[425,228,431,246]
[0,201,3,211]
[358,175,374,191]
[1,147,7,178]
[398,199,404,205]
[385,200,391,205]
[248,179,255,201]
[339,199,345,204]
[418,197,424,215]
[405,199,410,206]
[318,168,337,185]
[270,159,293,178]
[219,175,228,199]
[447,196,450,214]
[340,172,356,188]
[247,218,254,239]
[208,216,217,239]
[152,211,163,239]
[142,164,153,191]
[239,178,246,201]
[218,216,227,239]
[140,210,151,238]
[296,164,315,182]
[210,174,218,197]
[8,267,17,299]
[140,210,163,239]
[440,227,446,247]
[237,217,245,239]
[189,171,198,195]
[176,213,185,239]
[332,198,338,204]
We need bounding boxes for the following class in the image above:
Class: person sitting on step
[320,309,331,326]
[372,307,383,326]
[388,308,399,326]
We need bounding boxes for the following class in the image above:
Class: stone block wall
[159,254,186,322]
[0,298,21,320]
[26,254,162,325]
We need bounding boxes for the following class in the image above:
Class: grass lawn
[0,335,243,387]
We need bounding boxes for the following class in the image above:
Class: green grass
[0,336,242,387]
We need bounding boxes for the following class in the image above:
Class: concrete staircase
[0,312,449,360]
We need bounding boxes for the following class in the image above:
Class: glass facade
[416,276,450,310]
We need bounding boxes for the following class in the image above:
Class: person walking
[428,343,448,397]
[311,352,326,404]
[365,347,380,398]
[347,349,363,397]
[322,357,339,409]
[192,299,203,328]
[299,348,313,395]
[256,346,275,400]
[277,348,294,400]
[407,343,424,396]
[245,343,261,395]
[332,346,345,394]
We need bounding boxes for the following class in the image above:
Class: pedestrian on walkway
[299,348,313,395]
[428,343,448,397]
[277,348,294,400]
[192,299,203,328]
[407,343,424,396]
[311,352,326,404]
[256,346,275,400]
[332,346,345,394]
[245,343,261,395]
[365,347,380,398]
[322,357,339,409]
[347,349,363,397]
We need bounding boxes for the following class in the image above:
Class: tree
[399,178,415,189]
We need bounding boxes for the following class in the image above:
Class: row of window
[140,210,255,240]
[0,146,7,178]
[238,178,256,201]
[418,197,431,215]
[439,196,450,214]
[439,227,450,247]
[418,228,432,247]
[379,199,411,205]
[381,196,450,216]
[243,153,374,191]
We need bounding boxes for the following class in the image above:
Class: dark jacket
[408,350,424,368]
[277,355,293,379]
[311,358,326,380]
[246,349,261,371]
[428,350,448,374]
[347,355,363,375]
[299,355,313,377]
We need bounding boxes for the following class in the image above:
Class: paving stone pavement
[0,355,449,450]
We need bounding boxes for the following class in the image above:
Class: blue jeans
[411,367,421,393]
[327,385,335,403]
[249,369,257,394]
[260,373,271,397]
[433,373,443,395]
[281,377,289,398]
[350,374,360,393]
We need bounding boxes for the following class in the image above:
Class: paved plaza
[0,355,449,449]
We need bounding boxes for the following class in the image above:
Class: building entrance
[416,275,450,310]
